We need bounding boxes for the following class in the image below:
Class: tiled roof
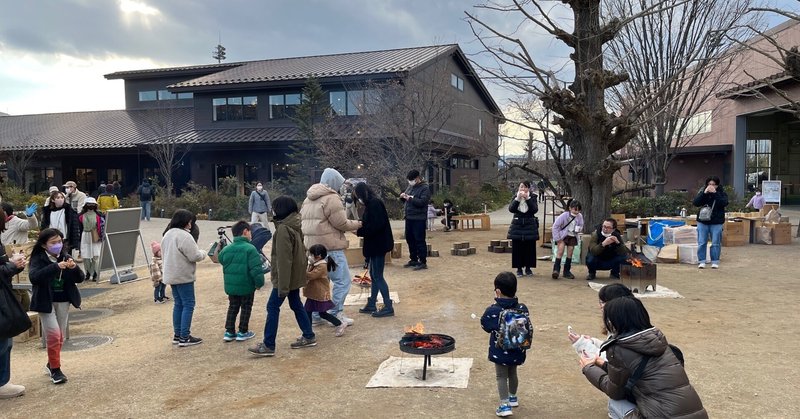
[716,71,797,99]
[0,108,194,151]
[104,62,243,80]
[169,45,459,88]
[163,127,298,145]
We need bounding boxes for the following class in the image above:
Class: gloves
[25,203,38,217]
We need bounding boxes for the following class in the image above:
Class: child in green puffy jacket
[218,220,265,342]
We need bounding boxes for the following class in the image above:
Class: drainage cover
[70,308,113,324]
[62,335,114,352]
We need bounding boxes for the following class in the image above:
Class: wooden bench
[452,214,491,231]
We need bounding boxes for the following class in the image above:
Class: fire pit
[621,253,657,293]
[398,333,456,380]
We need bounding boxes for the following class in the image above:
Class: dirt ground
[3,223,799,418]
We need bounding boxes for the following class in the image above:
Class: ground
[3,217,799,418]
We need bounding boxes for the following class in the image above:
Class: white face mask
[755,192,761,196]
[408,180,416,186]
[601,231,613,238]
[256,186,263,191]
[308,256,316,264]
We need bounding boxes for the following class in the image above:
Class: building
[0,44,503,196]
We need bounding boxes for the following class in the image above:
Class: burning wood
[404,322,425,334]
[627,256,644,268]
[409,335,447,349]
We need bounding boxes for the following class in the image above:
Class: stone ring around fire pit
[398,333,456,380]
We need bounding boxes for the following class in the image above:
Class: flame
[404,322,425,334]
[627,257,644,268]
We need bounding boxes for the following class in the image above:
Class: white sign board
[761,180,781,204]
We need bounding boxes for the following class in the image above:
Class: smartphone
[568,325,575,335]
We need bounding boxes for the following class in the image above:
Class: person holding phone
[692,176,728,269]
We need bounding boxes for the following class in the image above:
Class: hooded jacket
[303,260,332,301]
[480,297,529,366]
[301,183,360,251]
[583,328,707,419]
[692,187,728,225]
[29,248,85,312]
[271,212,308,295]
[218,236,266,296]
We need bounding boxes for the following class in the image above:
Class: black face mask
[86,206,98,212]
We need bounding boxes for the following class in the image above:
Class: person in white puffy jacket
[1,202,39,245]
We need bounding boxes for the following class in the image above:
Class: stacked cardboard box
[754,221,793,245]
[663,226,697,245]
[722,220,747,247]
[13,312,40,344]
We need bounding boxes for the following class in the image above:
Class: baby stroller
[249,223,272,273]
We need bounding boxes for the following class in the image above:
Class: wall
[664,153,730,193]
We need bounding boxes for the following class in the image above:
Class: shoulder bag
[698,200,715,222]
[0,279,32,339]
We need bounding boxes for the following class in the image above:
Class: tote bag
[0,280,32,339]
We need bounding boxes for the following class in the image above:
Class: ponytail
[326,255,338,272]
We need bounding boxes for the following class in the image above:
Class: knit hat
[320,168,345,192]
[150,241,161,257]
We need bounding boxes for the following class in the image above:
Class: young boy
[481,272,530,417]
[218,221,265,342]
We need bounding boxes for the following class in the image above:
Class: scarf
[518,199,529,213]
[83,210,98,232]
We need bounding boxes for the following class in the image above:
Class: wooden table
[452,214,491,231]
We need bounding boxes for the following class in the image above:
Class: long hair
[163,209,194,236]
[598,283,633,304]
[308,243,338,272]
[48,191,66,210]
[272,196,298,221]
[603,296,653,337]
[353,182,375,203]
[31,228,65,259]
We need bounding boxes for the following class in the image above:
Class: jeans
[368,254,391,305]
[608,398,637,418]
[154,282,166,301]
[326,250,351,315]
[171,283,196,338]
[40,302,70,369]
[405,219,427,264]
[0,337,11,386]
[262,288,314,349]
[586,253,630,276]
[141,200,151,220]
[696,222,723,264]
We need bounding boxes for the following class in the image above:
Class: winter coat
[137,181,155,202]
[507,197,539,241]
[218,236,265,296]
[97,192,119,213]
[271,212,308,296]
[29,249,85,312]
[552,211,584,243]
[401,181,431,220]
[0,243,24,289]
[160,227,206,285]
[588,228,629,259]
[692,188,728,225]
[481,297,529,366]
[41,204,81,251]
[248,190,271,214]
[67,189,87,213]
[303,260,332,301]
[300,183,359,251]
[356,197,394,258]
[583,328,708,419]
[1,214,38,245]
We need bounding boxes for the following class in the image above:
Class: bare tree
[6,135,37,190]
[140,106,191,197]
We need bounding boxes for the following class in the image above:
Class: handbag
[0,279,32,339]
[208,237,228,263]
[91,228,101,243]
[260,252,271,274]
[698,200,715,222]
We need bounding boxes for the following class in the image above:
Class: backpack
[495,308,533,351]
[139,184,152,200]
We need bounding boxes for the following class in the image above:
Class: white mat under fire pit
[344,292,400,306]
[366,356,473,388]
[587,281,683,298]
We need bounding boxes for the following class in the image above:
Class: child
[218,221,265,342]
[551,200,584,279]
[481,272,530,417]
[78,197,103,282]
[248,196,316,357]
[427,203,438,231]
[304,244,347,336]
[149,241,168,303]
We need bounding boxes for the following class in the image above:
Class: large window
[679,110,712,137]
[269,93,302,119]
[139,90,192,102]
[329,90,377,116]
[213,96,258,121]
[139,91,157,101]
[746,139,771,190]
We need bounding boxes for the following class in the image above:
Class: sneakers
[524,268,533,276]
[178,335,203,347]
[698,263,706,269]
[0,383,25,399]
[516,269,524,277]
[172,335,180,345]
[402,260,420,268]
[154,299,165,304]
[508,395,519,407]
[336,312,355,326]
[412,263,428,271]
[334,323,348,337]
[290,336,317,349]
[496,403,513,417]
[248,342,275,357]
[49,367,67,385]
[236,331,256,341]
[223,331,236,342]
[711,263,719,269]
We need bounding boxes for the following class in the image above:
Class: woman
[41,191,81,253]
[580,296,707,419]
[568,283,634,358]
[78,197,104,282]
[29,228,85,385]
[353,183,394,317]
[161,209,206,347]
[1,202,38,246]
[507,181,539,277]
[0,214,28,397]
[692,176,728,269]
[248,182,271,226]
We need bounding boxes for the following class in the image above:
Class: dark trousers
[586,253,629,276]
[306,310,341,327]
[154,282,166,301]
[405,219,428,264]
[262,288,314,350]
[225,293,255,334]
[369,254,391,304]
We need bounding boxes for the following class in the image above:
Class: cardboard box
[771,223,792,245]
[663,226,697,245]
[13,312,40,344]
[657,244,679,263]
[722,220,747,247]
[677,244,699,265]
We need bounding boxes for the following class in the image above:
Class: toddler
[150,241,168,303]
[304,244,347,336]
[427,203,438,231]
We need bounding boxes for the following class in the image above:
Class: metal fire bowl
[398,333,456,356]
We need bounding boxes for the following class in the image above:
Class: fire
[627,257,644,268]
[404,322,425,334]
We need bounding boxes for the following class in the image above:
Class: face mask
[54,198,65,207]
[756,192,761,196]
[47,243,63,255]
[308,256,316,264]
[65,188,72,194]
[256,186,263,191]
[601,231,613,238]
[408,180,416,186]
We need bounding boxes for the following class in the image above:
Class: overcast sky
[1,0,798,153]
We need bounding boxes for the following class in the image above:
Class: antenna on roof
[212,31,226,63]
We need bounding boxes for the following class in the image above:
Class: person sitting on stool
[586,218,630,281]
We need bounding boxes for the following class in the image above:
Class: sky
[1,0,799,155]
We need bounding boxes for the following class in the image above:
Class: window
[139,90,192,102]
[107,169,123,183]
[158,90,177,100]
[139,91,157,101]
[746,139,771,190]
[177,92,193,100]
[75,168,98,195]
[330,91,347,115]
[451,74,464,91]
[329,90,376,116]
[679,110,712,137]
[451,157,479,169]
[213,96,258,121]
[269,93,302,119]
[478,119,483,136]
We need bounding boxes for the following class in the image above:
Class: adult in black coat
[507,181,539,277]
[40,191,81,252]
[0,214,27,397]
[691,176,728,268]
[354,182,395,318]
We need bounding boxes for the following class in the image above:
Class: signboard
[761,180,781,204]
[99,207,148,283]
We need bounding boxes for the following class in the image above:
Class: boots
[563,258,575,279]
[552,259,562,279]
[359,297,377,314]
[372,300,395,317]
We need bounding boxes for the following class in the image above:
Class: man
[63,181,87,214]
[137,179,156,221]
[400,169,431,270]
[248,182,271,226]
[300,168,360,326]
[585,218,630,280]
